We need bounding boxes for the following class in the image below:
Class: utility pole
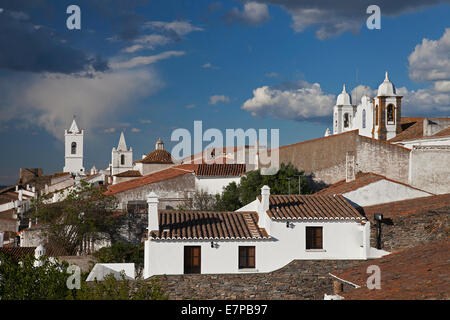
[286,177,293,195]
[293,175,302,194]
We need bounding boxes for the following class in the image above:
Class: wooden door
[184,246,201,274]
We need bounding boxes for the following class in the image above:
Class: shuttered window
[239,246,255,269]
[306,227,323,250]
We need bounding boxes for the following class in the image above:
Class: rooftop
[135,149,174,164]
[316,172,430,196]
[259,194,365,220]
[331,240,449,300]
[149,210,269,240]
[195,163,246,177]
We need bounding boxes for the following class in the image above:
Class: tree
[0,252,168,300]
[30,181,120,255]
[178,189,216,211]
[215,163,312,211]
[94,242,144,272]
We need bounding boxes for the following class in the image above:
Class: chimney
[18,189,23,202]
[345,151,355,182]
[147,192,159,232]
[261,185,270,212]
[258,185,271,231]
[0,232,4,247]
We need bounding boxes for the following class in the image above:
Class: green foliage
[74,273,169,300]
[0,252,168,300]
[215,163,312,211]
[0,253,73,300]
[29,181,120,254]
[94,242,144,270]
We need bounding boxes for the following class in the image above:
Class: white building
[143,186,386,278]
[332,72,402,141]
[111,132,133,176]
[63,117,85,174]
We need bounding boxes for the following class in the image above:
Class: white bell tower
[111,131,133,176]
[63,116,85,174]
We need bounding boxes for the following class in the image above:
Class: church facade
[332,72,402,141]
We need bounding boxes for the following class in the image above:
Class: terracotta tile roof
[113,170,142,177]
[195,163,246,177]
[105,164,197,195]
[331,240,450,300]
[362,193,450,222]
[390,117,450,142]
[0,246,71,260]
[52,172,71,178]
[149,210,269,240]
[316,172,431,196]
[135,149,173,164]
[261,194,365,220]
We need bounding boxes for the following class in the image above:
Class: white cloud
[122,34,172,53]
[131,127,141,133]
[209,95,230,105]
[103,128,116,134]
[139,119,152,124]
[398,86,450,114]
[265,72,279,78]
[0,69,163,140]
[408,28,450,84]
[144,20,203,38]
[241,81,335,120]
[225,2,270,26]
[185,104,195,109]
[111,51,185,69]
[202,62,220,70]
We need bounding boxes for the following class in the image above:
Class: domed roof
[137,139,173,164]
[336,84,352,105]
[377,72,396,96]
[138,149,173,164]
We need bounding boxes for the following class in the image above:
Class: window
[120,154,125,165]
[184,246,201,274]
[343,113,349,128]
[306,227,323,250]
[239,246,255,269]
[387,104,395,123]
[71,142,77,154]
[375,105,379,125]
[362,109,366,128]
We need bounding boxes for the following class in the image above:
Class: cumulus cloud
[224,1,270,26]
[110,51,185,69]
[209,95,231,105]
[258,0,449,39]
[408,28,450,85]
[0,69,163,140]
[242,80,335,121]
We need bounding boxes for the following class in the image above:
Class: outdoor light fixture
[211,241,214,248]
[374,213,384,250]
[286,221,290,228]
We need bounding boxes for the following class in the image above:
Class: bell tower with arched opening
[64,116,85,174]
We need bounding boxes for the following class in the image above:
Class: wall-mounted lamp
[286,221,290,228]
[211,241,215,248]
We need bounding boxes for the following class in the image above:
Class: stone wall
[370,206,449,251]
[409,146,450,194]
[277,130,411,186]
[115,173,195,210]
[150,260,364,300]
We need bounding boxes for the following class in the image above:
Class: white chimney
[147,192,159,232]
[258,185,271,229]
[0,232,4,247]
[18,189,23,202]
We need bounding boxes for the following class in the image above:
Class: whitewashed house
[143,186,385,278]
[194,163,246,195]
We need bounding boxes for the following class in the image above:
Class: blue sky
[0,0,449,185]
